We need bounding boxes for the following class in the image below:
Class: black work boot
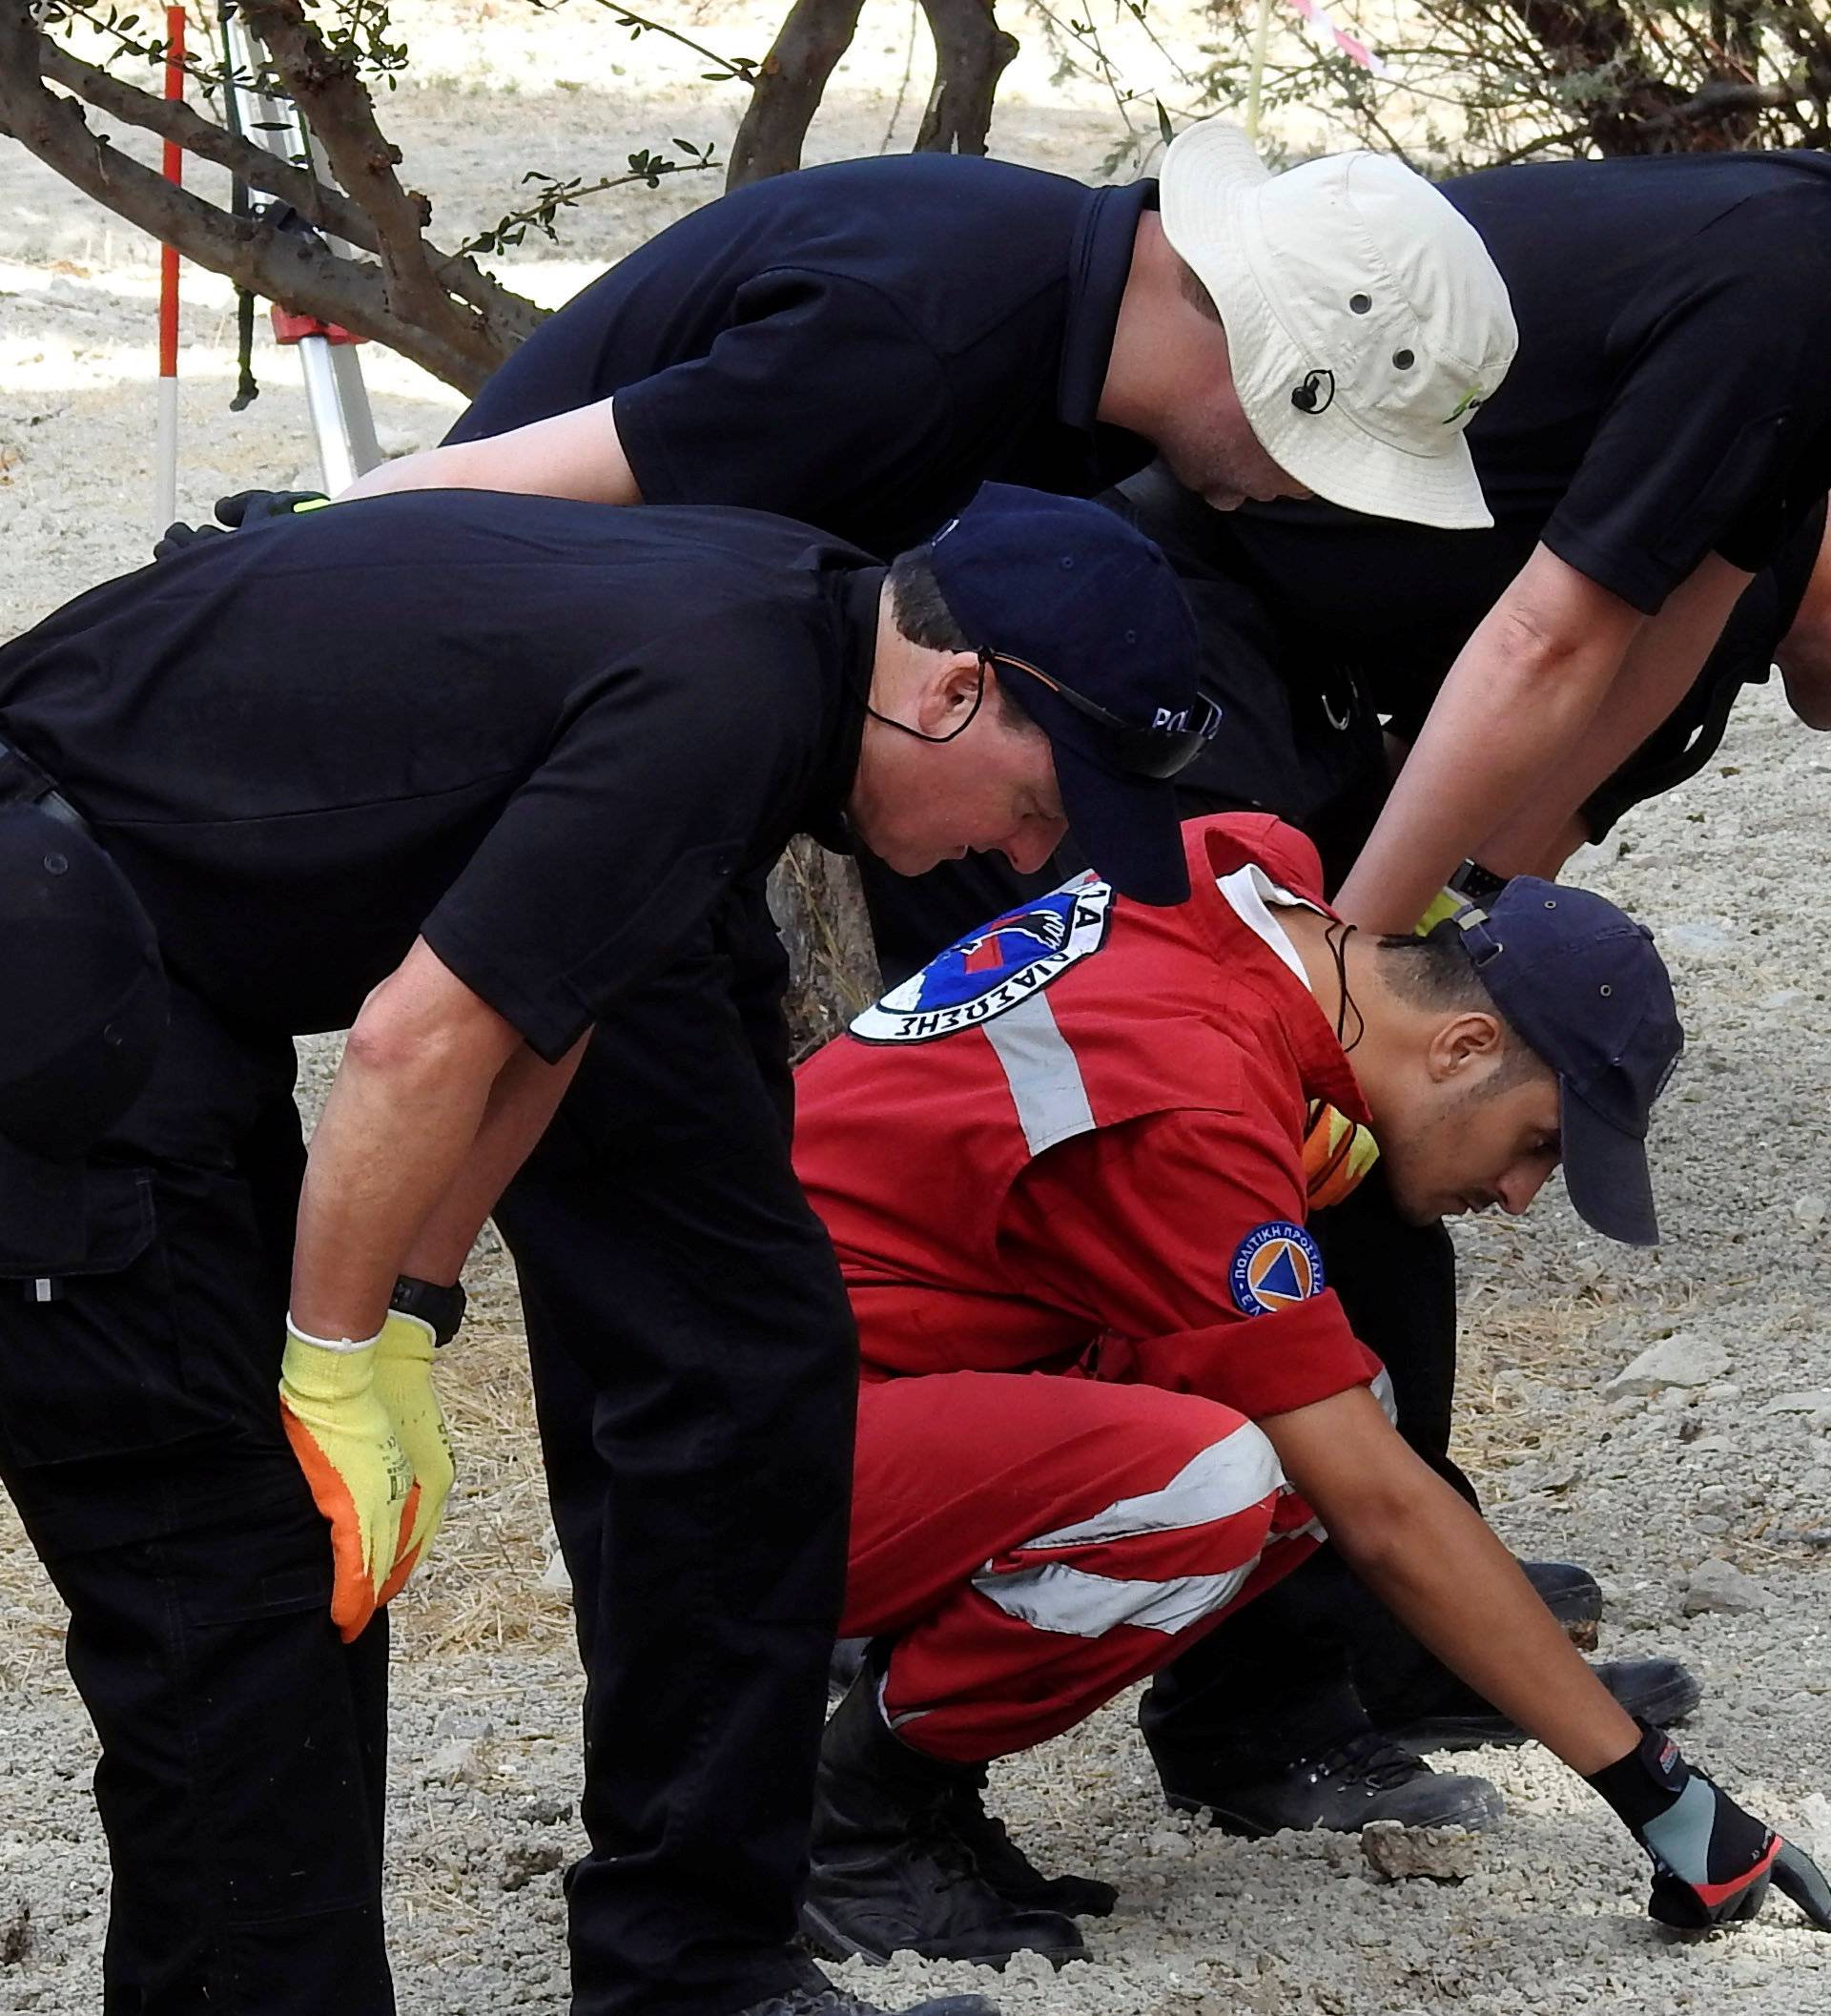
[1524,1559,1604,1648]
[803,1676,1088,1969]
[1148,1720,1505,1839]
[829,1635,871,1702]
[935,1765,1119,1919]
[735,1984,998,2016]
[1377,1656,1701,1754]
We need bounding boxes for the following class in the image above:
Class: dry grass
[378,1240,571,1666]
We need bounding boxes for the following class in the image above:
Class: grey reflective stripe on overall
[980,992,1095,1156]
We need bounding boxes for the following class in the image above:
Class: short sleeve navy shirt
[0,495,874,1059]
[1217,150,1831,620]
[448,154,1157,559]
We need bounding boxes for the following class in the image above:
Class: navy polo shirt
[448,154,1157,559]
[0,495,873,1059]
[1211,150,1831,626]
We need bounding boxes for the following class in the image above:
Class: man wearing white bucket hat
[1149,118,1513,529]
[328,114,1516,545]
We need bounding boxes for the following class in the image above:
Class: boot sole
[1168,1779,1505,1841]
[799,1901,1086,1972]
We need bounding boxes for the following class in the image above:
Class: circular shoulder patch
[850,872,1114,1045]
[1229,1221,1327,1316]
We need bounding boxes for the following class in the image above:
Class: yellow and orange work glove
[369,1307,457,1608]
[279,1318,420,1642]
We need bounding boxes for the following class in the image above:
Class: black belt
[0,735,92,837]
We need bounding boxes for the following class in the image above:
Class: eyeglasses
[985,651,1221,779]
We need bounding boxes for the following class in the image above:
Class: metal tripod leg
[218,2,382,491]
[295,332,382,496]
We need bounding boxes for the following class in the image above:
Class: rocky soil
[2,9,1828,2011]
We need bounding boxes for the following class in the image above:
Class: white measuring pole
[153,4,185,534]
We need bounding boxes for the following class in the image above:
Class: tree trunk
[769,840,882,1059]
[727,0,868,188]
[915,0,1017,155]
[0,0,536,389]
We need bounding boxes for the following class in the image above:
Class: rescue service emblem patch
[1229,1221,1326,1316]
[850,871,1115,1045]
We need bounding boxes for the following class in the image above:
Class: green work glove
[370,1307,456,1606]
[279,1320,419,1642]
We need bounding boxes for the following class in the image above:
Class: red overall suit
[792,814,1391,1761]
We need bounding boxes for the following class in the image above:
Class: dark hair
[885,546,1040,735]
[887,547,970,652]
[1376,925,1540,1080]
[1176,257,1224,326]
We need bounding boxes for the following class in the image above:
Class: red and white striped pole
[154,4,185,531]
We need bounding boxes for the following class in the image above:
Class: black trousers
[0,990,394,2016]
[493,893,857,2016]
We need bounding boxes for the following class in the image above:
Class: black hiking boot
[1151,1724,1505,1839]
[1376,1656,1701,1754]
[736,1986,998,2016]
[1524,1559,1604,1649]
[829,1636,871,1702]
[802,1676,1088,1969]
[935,1765,1119,1919]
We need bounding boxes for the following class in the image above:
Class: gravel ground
[2,12,1829,2011]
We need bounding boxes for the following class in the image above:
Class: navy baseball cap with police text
[926,483,1210,906]
[1450,878,1683,1245]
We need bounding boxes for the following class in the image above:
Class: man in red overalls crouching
[790,813,1831,1968]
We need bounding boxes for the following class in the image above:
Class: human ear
[914,651,984,738]
[1430,1011,1506,1084]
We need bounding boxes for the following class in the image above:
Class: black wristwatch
[389,1275,467,1348]
[1448,857,1510,905]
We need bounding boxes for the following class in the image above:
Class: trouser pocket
[0,1139,210,1467]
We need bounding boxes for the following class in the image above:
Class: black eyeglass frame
[985,650,1221,780]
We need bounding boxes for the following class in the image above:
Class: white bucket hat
[1159,117,1518,529]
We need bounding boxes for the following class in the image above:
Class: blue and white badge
[1230,1221,1326,1316]
[850,870,1114,1045]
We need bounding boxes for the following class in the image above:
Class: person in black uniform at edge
[0,480,1215,2016]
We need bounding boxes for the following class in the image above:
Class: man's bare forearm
[339,398,643,505]
[291,942,525,1339]
[1329,1467,1638,1774]
[400,1032,590,1288]
[1475,552,1753,874]
[1332,545,1644,932]
[1266,1388,1637,1774]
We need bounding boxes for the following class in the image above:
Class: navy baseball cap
[1450,877,1683,1245]
[926,483,1210,905]
[0,803,168,1158]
